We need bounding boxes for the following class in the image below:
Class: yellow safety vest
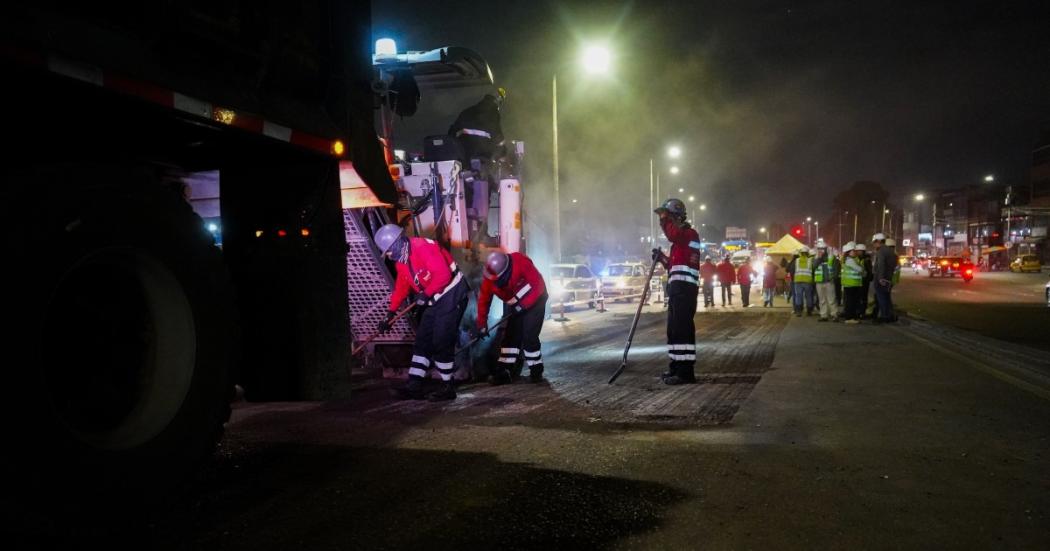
[794,255,813,283]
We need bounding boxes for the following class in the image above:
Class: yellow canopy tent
[764,234,806,255]
[760,234,807,290]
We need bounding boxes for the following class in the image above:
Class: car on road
[549,263,599,308]
[1010,255,1042,273]
[601,262,648,301]
[928,256,966,277]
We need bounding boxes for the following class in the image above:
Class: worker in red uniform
[699,256,717,308]
[716,255,737,306]
[476,250,548,384]
[652,198,701,385]
[374,224,468,401]
[736,259,754,307]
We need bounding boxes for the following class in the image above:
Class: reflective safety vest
[794,255,814,283]
[892,262,901,285]
[814,256,838,283]
[842,256,864,287]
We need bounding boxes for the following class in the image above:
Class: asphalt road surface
[894,269,1050,350]
[16,299,1050,549]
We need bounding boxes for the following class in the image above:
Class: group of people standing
[785,233,900,324]
[698,256,757,308]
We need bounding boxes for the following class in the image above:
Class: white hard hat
[855,243,867,251]
[885,238,896,247]
[842,242,855,253]
[374,224,405,255]
[871,232,886,242]
[799,246,810,254]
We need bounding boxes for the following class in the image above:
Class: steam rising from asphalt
[375,0,1050,268]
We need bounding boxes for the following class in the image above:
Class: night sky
[373,0,1050,255]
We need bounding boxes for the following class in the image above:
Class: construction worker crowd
[781,233,901,324]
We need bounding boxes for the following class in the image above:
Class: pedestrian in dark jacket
[870,233,897,323]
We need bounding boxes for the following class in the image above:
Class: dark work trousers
[701,280,715,307]
[496,293,548,376]
[720,282,733,305]
[666,281,698,380]
[834,278,842,306]
[874,283,894,321]
[739,284,751,307]
[842,286,863,320]
[859,279,871,316]
[409,278,469,383]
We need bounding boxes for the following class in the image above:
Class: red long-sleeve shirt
[388,237,458,312]
[700,261,717,283]
[736,263,753,286]
[717,260,736,285]
[659,217,701,285]
[476,252,546,328]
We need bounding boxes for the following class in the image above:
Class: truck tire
[2,166,237,506]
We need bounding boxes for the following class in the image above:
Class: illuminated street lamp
[760,226,769,241]
[678,187,684,193]
[670,166,680,175]
[668,145,682,159]
[984,174,995,183]
[555,44,612,261]
[581,45,612,74]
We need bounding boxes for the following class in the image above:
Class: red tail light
[940,260,949,266]
[952,262,959,268]
[965,269,973,275]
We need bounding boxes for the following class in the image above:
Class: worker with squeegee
[652,198,701,385]
[374,224,468,401]
[475,250,548,384]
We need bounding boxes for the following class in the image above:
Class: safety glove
[377,310,396,333]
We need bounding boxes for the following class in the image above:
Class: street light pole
[552,74,561,262]
[649,158,654,246]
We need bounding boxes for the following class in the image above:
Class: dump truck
[0,2,454,496]
[1,2,525,499]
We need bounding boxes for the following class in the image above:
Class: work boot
[393,379,426,400]
[489,368,512,386]
[427,383,456,401]
[529,365,545,383]
[818,317,829,322]
[663,374,696,385]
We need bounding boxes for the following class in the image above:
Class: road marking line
[893,326,1050,402]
